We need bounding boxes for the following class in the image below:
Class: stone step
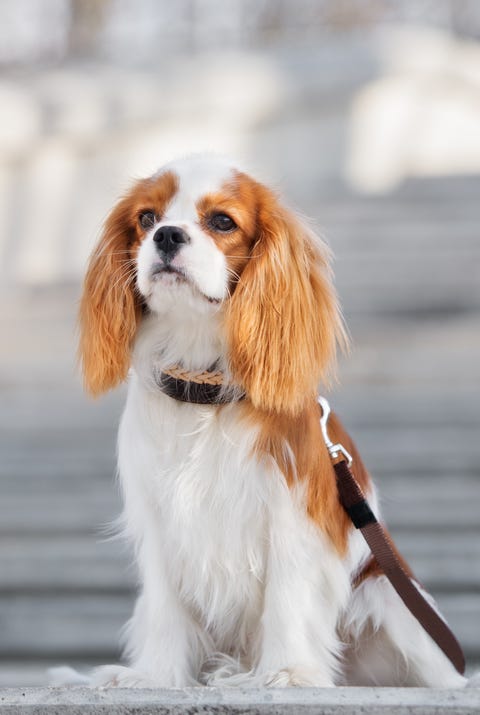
[1,531,478,594]
[0,593,129,658]
[1,383,478,432]
[0,592,478,660]
[329,223,480,253]
[320,176,480,204]
[1,428,477,496]
[1,686,480,715]
[0,535,132,593]
[321,203,480,224]
[0,466,477,533]
[330,384,480,428]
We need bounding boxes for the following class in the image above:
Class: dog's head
[79,155,346,414]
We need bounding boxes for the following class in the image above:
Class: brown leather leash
[318,397,466,675]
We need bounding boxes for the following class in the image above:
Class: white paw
[91,665,156,689]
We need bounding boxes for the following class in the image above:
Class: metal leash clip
[318,396,353,467]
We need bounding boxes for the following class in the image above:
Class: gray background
[0,0,479,685]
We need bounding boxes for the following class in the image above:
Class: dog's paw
[91,665,156,689]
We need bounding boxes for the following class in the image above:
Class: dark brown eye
[139,211,156,230]
[209,213,237,233]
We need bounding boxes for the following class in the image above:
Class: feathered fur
[72,155,467,690]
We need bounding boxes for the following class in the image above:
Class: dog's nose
[153,225,190,260]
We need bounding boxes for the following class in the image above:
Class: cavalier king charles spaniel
[75,155,468,689]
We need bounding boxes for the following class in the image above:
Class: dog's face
[79,155,346,414]
[133,157,259,313]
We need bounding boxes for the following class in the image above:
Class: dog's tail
[466,671,480,688]
[48,666,91,686]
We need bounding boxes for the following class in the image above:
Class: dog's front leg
[254,507,349,687]
[109,397,212,688]
[120,526,209,687]
[93,537,206,689]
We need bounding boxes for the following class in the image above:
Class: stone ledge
[0,687,479,715]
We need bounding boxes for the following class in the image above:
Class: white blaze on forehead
[156,155,238,221]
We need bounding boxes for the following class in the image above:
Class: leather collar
[155,366,243,405]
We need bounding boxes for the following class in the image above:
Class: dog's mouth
[151,264,188,282]
[150,264,220,304]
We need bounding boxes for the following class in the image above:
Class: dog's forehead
[156,156,238,217]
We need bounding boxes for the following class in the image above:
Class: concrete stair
[1,686,480,714]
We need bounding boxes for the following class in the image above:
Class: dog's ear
[79,190,143,396]
[226,185,347,415]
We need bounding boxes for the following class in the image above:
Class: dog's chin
[151,265,190,288]
[142,267,222,316]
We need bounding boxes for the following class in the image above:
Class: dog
[75,154,469,688]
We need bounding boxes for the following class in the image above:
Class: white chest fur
[117,371,354,688]
[118,376,279,651]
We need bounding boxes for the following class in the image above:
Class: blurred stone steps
[0,594,129,658]
[1,382,478,428]
[1,592,479,660]
[0,531,479,594]
[1,430,477,491]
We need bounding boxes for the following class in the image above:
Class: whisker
[106,250,136,256]
[113,270,136,288]
[226,269,241,283]
[104,265,137,296]
[91,232,136,258]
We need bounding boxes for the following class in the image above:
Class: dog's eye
[139,211,156,230]
[209,213,237,233]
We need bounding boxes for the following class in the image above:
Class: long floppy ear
[226,187,347,415]
[79,194,143,395]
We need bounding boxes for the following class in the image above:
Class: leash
[318,396,465,675]
[155,366,465,673]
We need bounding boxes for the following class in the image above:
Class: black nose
[153,225,190,260]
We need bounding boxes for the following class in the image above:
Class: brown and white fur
[74,154,468,688]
